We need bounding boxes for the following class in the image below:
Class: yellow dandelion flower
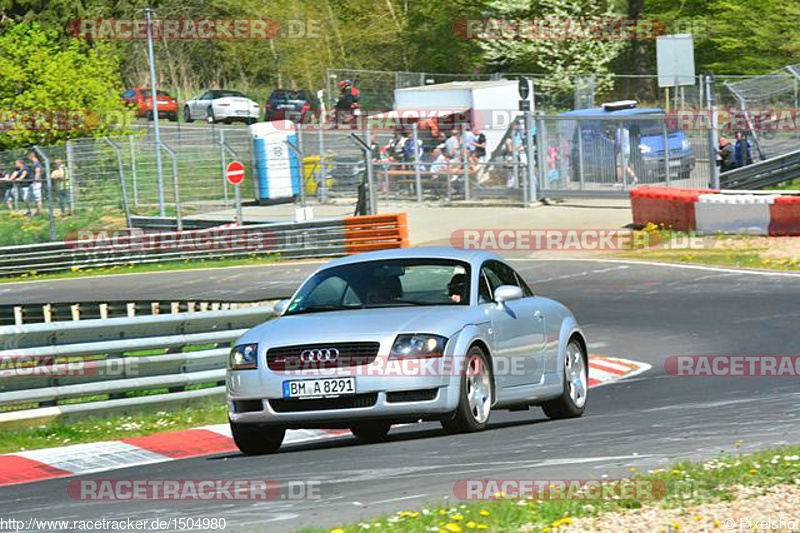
[451,514,463,521]
[444,523,463,533]
[479,510,490,517]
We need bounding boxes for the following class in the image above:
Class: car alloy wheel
[442,345,493,434]
[542,338,588,419]
[206,106,215,123]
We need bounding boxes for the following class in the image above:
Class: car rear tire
[184,106,193,123]
[230,420,285,455]
[350,422,391,443]
[542,338,587,420]
[206,107,215,124]
[441,345,493,434]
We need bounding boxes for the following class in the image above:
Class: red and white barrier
[631,187,800,235]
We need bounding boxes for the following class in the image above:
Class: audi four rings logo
[300,348,340,362]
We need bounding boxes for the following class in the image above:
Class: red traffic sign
[225,161,245,185]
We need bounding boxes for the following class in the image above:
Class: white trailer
[380,80,531,157]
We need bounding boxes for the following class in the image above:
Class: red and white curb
[0,356,648,487]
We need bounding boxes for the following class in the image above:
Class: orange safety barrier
[769,196,800,236]
[630,187,709,231]
[342,213,410,253]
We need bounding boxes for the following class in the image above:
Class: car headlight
[638,143,652,154]
[229,343,259,370]
[390,334,447,359]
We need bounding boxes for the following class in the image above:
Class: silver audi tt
[226,247,588,454]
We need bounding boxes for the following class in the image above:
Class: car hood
[238,306,480,347]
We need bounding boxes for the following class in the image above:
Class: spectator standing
[444,130,461,159]
[16,159,33,215]
[719,137,736,172]
[471,125,487,162]
[51,159,72,215]
[1,163,18,212]
[463,127,476,154]
[27,152,43,215]
[734,131,753,168]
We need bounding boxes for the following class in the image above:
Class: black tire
[206,106,215,124]
[246,117,257,125]
[542,338,587,420]
[441,345,493,434]
[184,106,193,123]
[146,111,153,121]
[169,114,178,122]
[230,420,285,455]
[350,422,391,443]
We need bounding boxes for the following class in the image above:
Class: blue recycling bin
[249,120,301,205]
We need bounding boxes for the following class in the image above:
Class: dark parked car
[264,89,321,123]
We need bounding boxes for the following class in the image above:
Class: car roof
[560,107,663,117]
[320,246,502,270]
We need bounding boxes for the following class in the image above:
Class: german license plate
[282,377,355,399]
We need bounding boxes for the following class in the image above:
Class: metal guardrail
[721,148,800,189]
[0,305,274,428]
[0,213,408,277]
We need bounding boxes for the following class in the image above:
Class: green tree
[479,0,626,93]
[0,22,132,149]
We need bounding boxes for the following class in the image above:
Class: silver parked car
[227,247,588,454]
[184,89,260,124]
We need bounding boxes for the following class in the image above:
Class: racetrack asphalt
[2,258,799,532]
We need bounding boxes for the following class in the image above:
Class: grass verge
[300,445,800,533]
[0,398,228,454]
[611,226,800,272]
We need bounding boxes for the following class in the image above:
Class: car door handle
[533,311,544,321]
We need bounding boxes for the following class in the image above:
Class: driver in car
[448,273,467,304]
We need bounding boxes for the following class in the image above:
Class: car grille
[266,342,380,371]
[269,393,378,413]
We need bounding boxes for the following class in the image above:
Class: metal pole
[104,138,132,228]
[234,183,242,224]
[663,120,671,187]
[412,123,422,202]
[365,122,376,214]
[65,140,76,212]
[577,121,585,190]
[33,146,56,241]
[318,127,327,202]
[526,110,537,201]
[462,126,470,201]
[145,6,166,216]
[161,142,182,231]
[705,74,720,189]
[129,135,139,207]
[219,130,229,204]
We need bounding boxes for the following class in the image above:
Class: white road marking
[354,493,429,506]
[515,257,800,278]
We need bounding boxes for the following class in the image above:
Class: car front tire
[350,422,391,443]
[230,420,285,455]
[542,338,587,420]
[442,345,493,434]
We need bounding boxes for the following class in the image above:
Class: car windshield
[284,259,471,315]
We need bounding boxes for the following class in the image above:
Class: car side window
[478,271,493,304]
[200,92,212,100]
[487,261,519,289]
[512,269,534,297]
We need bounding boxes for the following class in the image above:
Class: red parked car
[121,88,179,121]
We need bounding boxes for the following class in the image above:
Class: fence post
[318,127,328,202]
[104,138,133,228]
[412,122,422,202]
[365,122,377,214]
[526,110,537,202]
[705,73,720,190]
[219,130,229,204]
[66,140,76,212]
[535,115,546,198]
[462,125,470,201]
[663,120,672,187]
[128,135,139,207]
[577,121,585,190]
[33,146,56,241]
[161,142,182,231]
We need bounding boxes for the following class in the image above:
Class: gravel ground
[543,483,800,532]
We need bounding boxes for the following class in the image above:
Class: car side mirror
[273,299,290,316]
[494,285,523,304]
